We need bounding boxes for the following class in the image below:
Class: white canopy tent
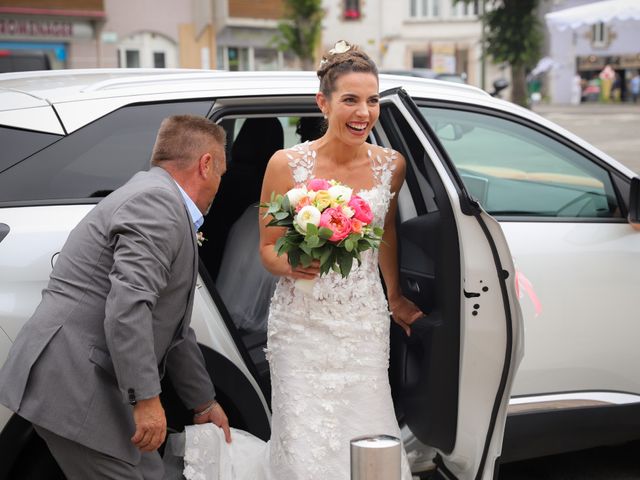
[544,0,640,103]
[545,0,640,31]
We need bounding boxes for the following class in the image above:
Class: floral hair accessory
[319,40,352,67]
[328,40,351,56]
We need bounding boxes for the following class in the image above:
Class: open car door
[376,88,524,480]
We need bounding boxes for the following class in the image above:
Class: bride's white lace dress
[180,142,412,480]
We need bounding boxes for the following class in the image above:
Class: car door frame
[377,87,524,480]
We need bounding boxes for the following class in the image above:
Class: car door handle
[407,278,420,293]
[0,223,9,244]
[404,313,443,346]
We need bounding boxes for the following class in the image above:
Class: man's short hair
[150,115,226,169]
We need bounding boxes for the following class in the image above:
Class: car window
[228,116,321,150]
[0,126,62,173]
[419,106,622,219]
[0,100,212,203]
[203,113,325,290]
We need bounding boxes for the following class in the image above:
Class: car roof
[0,68,491,134]
[0,68,486,104]
[0,69,634,179]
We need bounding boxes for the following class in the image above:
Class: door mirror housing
[629,176,640,225]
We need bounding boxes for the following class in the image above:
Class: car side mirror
[629,176,640,225]
[490,78,509,97]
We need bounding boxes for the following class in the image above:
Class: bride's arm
[259,151,320,279]
[378,151,424,335]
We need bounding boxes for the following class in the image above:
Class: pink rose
[307,178,331,191]
[348,195,374,224]
[319,207,352,242]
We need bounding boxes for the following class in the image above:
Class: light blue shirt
[174,181,204,231]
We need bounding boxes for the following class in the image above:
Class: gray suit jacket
[0,167,215,464]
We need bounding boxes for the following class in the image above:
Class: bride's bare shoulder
[264,147,296,176]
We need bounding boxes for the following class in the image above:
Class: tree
[457,0,543,106]
[274,0,324,71]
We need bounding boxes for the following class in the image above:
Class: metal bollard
[350,434,401,480]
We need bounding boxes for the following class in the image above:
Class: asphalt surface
[499,439,640,479]
[532,103,640,175]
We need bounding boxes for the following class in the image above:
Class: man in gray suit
[0,115,231,479]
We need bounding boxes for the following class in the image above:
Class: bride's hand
[389,296,424,336]
[286,257,320,280]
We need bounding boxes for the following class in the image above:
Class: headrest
[230,118,284,168]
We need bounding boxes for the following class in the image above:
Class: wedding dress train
[175,142,413,480]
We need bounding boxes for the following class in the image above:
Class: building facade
[321,0,507,90]
[210,0,299,71]
[0,0,105,69]
[0,0,202,70]
[101,0,191,69]
[2,0,518,89]
[546,0,640,103]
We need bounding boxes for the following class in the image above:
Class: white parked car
[0,69,638,480]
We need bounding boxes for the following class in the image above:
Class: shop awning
[545,0,640,31]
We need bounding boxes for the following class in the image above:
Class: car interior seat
[200,117,285,280]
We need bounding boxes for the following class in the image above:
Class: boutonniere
[196,231,207,247]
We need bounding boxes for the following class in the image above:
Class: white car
[0,69,637,480]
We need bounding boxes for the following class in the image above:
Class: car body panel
[0,89,49,111]
[501,221,640,397]
[0,106,64,135]
[0,88,64,134]
[0,205,93,341]
[190,279,271,418]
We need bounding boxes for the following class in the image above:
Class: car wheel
[8,432,65,480]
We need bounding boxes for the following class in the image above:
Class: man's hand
[131,396,167,452]
[193,401,232,443]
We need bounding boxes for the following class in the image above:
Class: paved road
[499,439,640,479]
[532,103,640,175]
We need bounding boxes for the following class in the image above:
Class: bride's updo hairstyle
[317,40,378,98]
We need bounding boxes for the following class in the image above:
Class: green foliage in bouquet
[261,192,384,278]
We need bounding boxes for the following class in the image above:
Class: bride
[174,40,423,480]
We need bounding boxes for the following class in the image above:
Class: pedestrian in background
[631,71,640,103]
[599,64,615,103]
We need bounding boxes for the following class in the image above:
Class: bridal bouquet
[261,178,384,279]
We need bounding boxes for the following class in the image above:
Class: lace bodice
[286,141,396,225]
[279,141,397,308]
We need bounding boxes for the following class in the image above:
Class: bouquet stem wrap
[295,278,317,295]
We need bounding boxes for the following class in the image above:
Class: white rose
[328,185,352,204]
[295,205,322,232]
[341,205,355,218]
[286,187,308,208]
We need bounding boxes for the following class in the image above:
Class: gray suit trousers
[35,425,164,480]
